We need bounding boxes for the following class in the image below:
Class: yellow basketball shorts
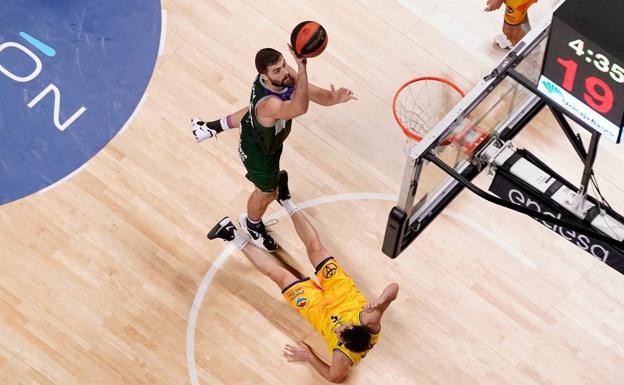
[282,257,359,323]
[503,0,537,26]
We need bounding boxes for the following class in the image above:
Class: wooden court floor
[1,1,623,384]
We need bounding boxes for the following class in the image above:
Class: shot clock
[538,0,624,143]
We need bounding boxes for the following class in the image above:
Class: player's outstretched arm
[285,64,356,106]
[309,84,357,106]
[361,282,399,330]
[284,342,350,383]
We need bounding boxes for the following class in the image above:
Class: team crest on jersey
[296,297,308,308]
[322,262,338,278]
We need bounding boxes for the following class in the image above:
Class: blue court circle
[0,1,162,205]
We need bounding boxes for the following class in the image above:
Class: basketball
[290,21,328,58]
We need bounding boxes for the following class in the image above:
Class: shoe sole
[207,216,232,240]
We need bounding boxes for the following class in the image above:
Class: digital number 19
[557,57,614,114]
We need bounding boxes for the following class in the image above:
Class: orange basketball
[290,21,328,58]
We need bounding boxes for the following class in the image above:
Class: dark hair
[341,326,372,353]
[255,48,282,74]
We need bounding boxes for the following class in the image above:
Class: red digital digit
[556,57,578,92]
[583,77,614,114]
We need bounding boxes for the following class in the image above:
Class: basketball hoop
[393,76,490,156]
[393,76,465,145]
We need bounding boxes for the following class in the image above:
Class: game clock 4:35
[539,20,624,143]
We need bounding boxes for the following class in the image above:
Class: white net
[393,77,465,141]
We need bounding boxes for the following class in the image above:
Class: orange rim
[392,76,465,142]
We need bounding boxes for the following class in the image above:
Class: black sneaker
[207,217,236,241]
[276,170,291,205]
[238,214,278,252]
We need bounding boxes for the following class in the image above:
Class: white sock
[219,117,230,131]
[281,199,299,216]
[247,216,261,225]
[521,20,531,34]
[233,230,248,249]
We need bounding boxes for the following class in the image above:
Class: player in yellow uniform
[485,0,538,49]
[207,171,399,383]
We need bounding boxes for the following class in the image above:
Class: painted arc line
[36,92,149,196]
[19,31,56,57]
[159,10,168,57]
[442,210,538,269]
[185,192,536,385]
[186,242,236,385]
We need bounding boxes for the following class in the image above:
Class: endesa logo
[0,1,161,205]
[508,189,610,261]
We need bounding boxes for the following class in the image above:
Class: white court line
[443,210,538,269]
[186,192,536,385]
[185,242,236,385]
[118,91,148,136]
[37,160,90,195]
[37,92,148,195]
[159,10,168,57]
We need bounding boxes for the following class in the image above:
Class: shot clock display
[538,0,624,143]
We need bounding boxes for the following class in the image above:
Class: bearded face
[264,57,292,88]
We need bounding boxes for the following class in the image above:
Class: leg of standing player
[502,17,531,46]
[247,188,278,223]
[238,185,279,252]
[237,149,281,252]
[486,0,536,50]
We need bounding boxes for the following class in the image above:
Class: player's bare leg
[290,211,329,268]
[275,171,329,268]
[247,188,277,222]
[237,188,279,252]
[503,19,530,46]
[207,216,296,289]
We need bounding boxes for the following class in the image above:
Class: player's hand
[484,0,504,11]
[283,342,312,363]
[287,44,307,68]
[330,84,358,103]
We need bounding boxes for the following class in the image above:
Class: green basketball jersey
[239,75,293,156]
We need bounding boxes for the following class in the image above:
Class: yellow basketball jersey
[316,301,380,365]
[504,0,537,25]
[282,257,381,365]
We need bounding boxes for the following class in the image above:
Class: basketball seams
[290,21,327,58]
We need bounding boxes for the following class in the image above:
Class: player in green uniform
[193,45,356,251]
